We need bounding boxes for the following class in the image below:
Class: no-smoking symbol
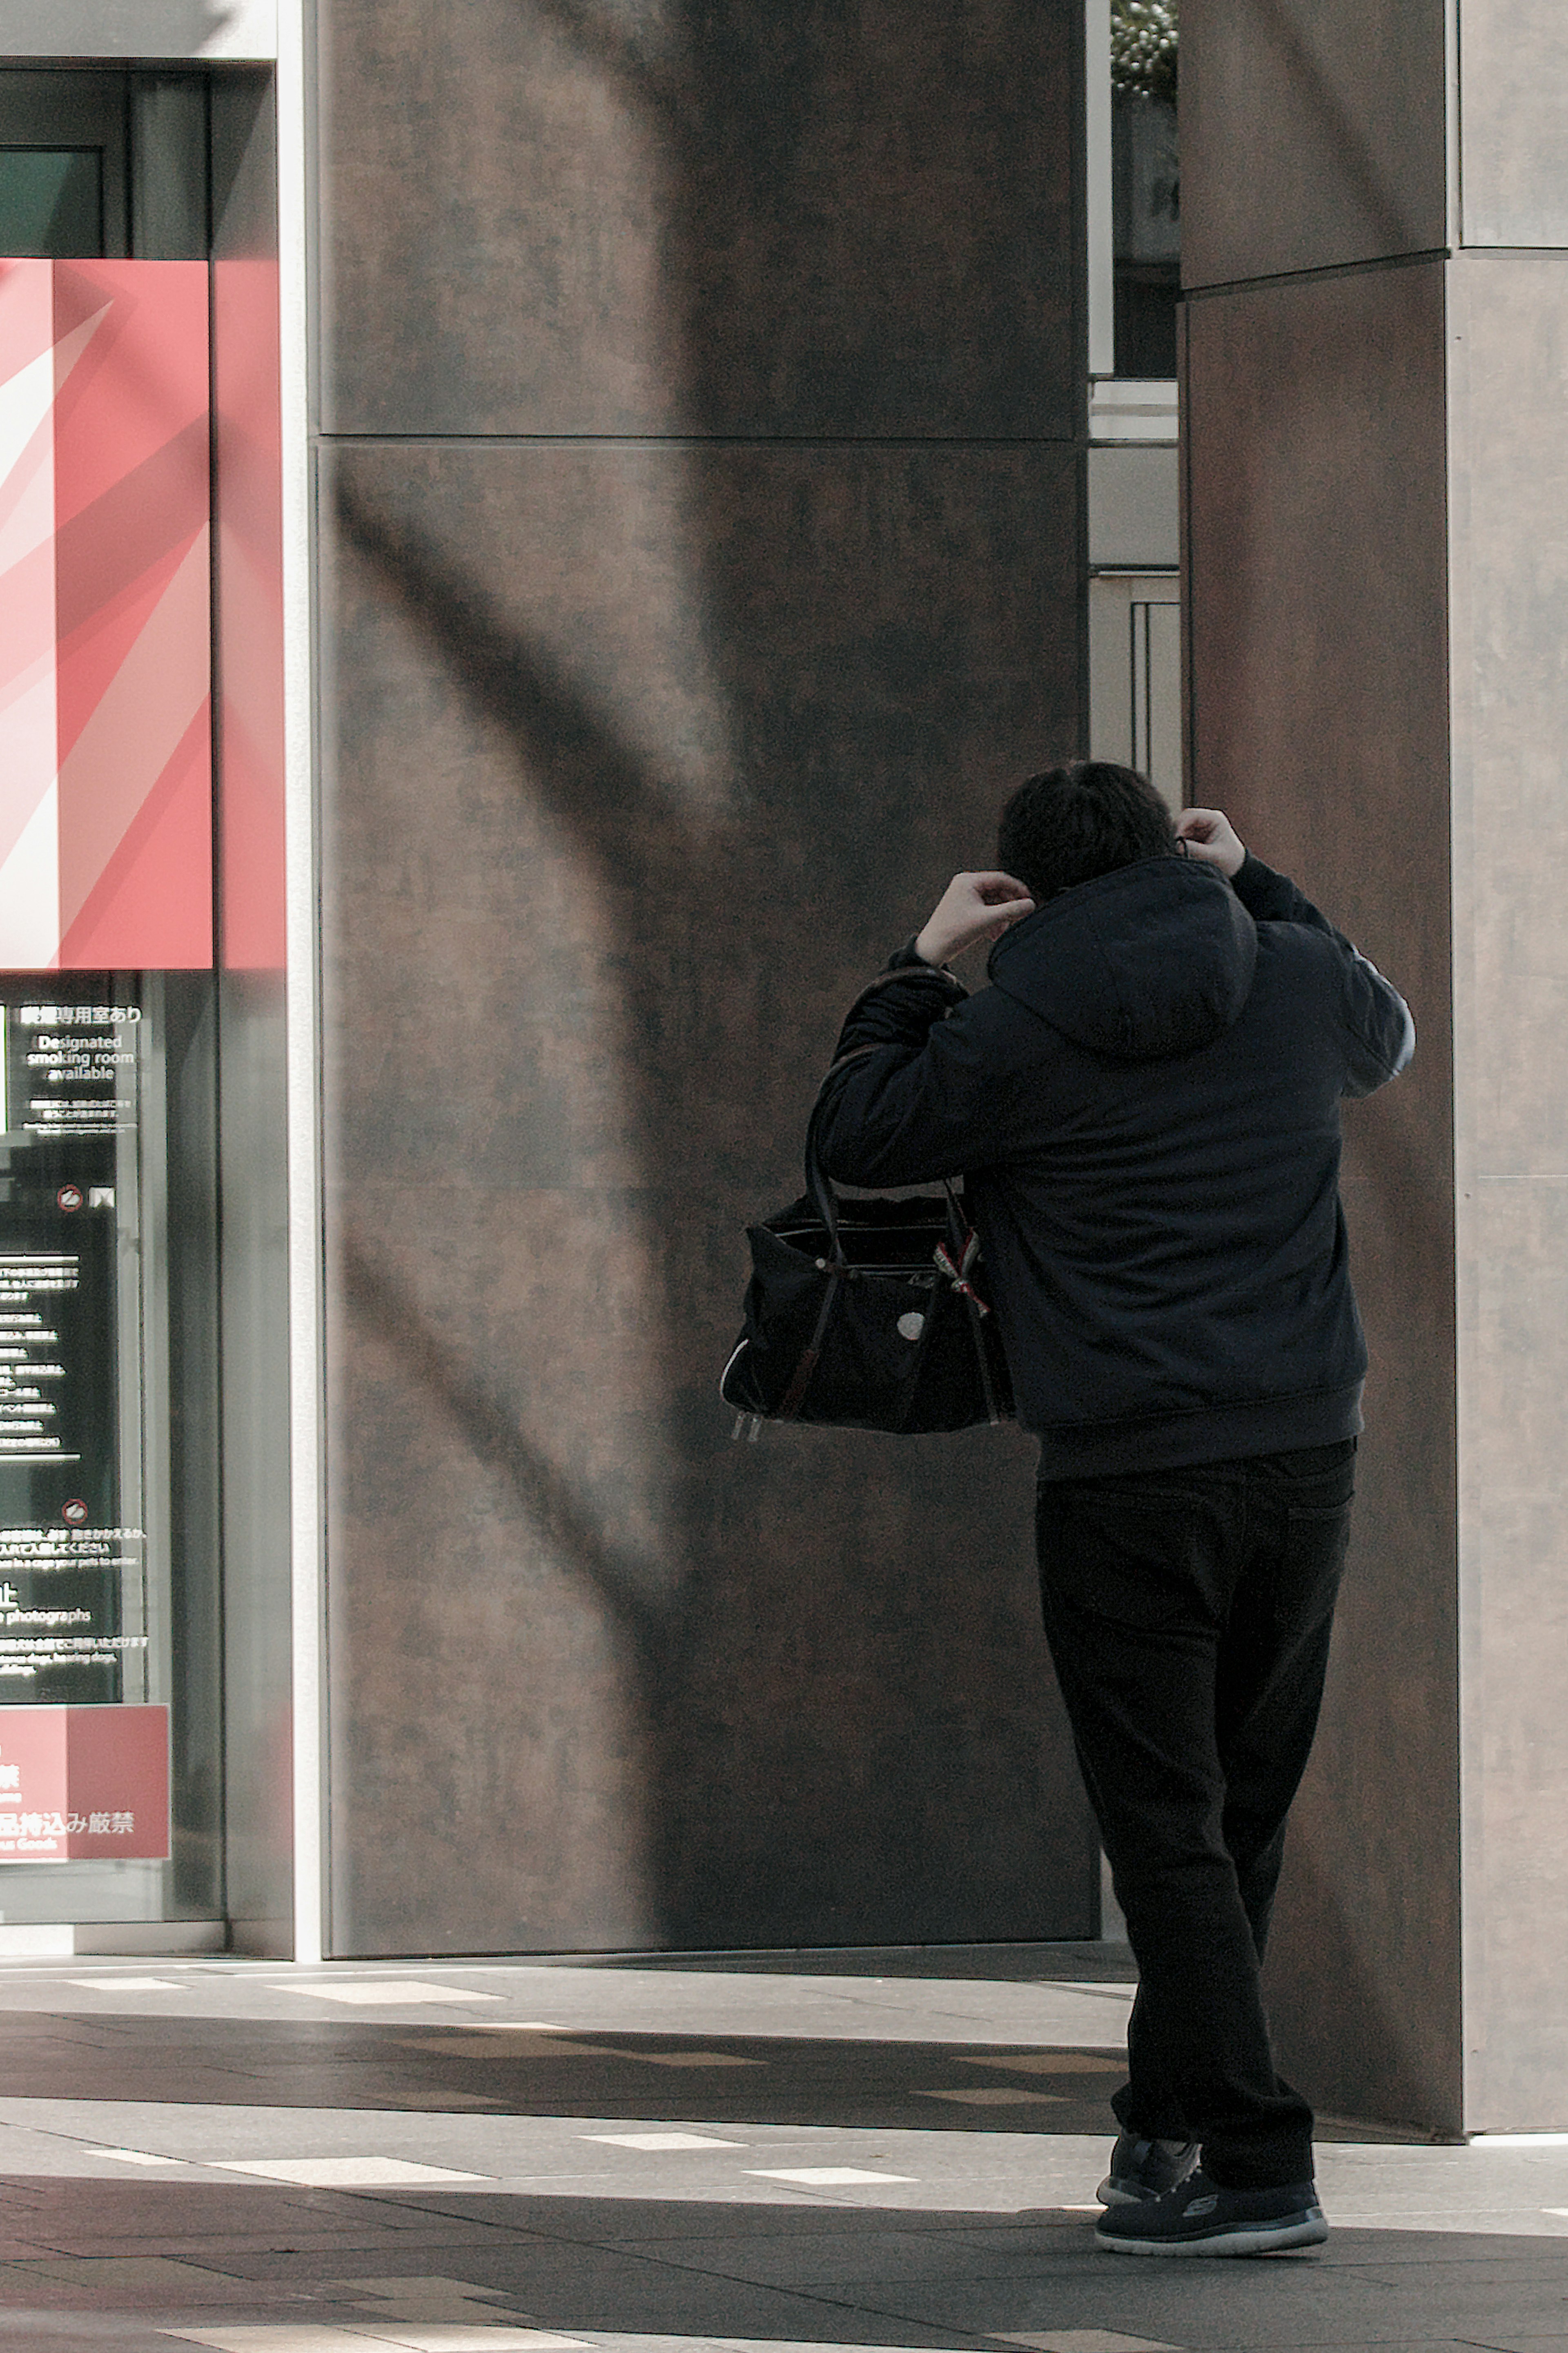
[62,1500,88,1526]
[56,1185,83,1213]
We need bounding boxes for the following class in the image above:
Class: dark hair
[997,761,1178,904]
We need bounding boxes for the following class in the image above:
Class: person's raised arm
[813,869,1034,1187]
[913,870,1035,966]
[1177,806,1413,1093]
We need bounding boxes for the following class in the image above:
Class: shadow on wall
[1250,0,1418,252]
[321,2,1091,1954]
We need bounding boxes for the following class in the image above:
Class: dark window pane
[0,150,102,259]
[1113,93,1179,379]
[1114,264,1180,379]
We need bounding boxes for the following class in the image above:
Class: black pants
[1035,1441,1355,2190]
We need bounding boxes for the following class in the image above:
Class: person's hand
[915,872,1036,966]
[1175,806,1246,879]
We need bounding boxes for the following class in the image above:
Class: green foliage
[1111,0,1178,105]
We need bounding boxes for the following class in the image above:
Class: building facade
[0,2,1100,1972]
[0,0,1563,2142]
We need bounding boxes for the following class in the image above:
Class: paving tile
[209,2163,491,2192]
[1455,2337,1568,2353]
[746,2172,918,2188]
[333,2275,539,2320]
[7,1952,1568,2353]
[158,2333,408,2351]
[280,1985,504,2008]
[5,2256,260,2297]
[65,1980,182,1994]
[991,2336,1182,2353]
[327,2264,973,2346]
[0,2319,178,2349]
[914,2094,1065,2110]
[29,2225,517,2259]
[589,2228,1074,2288]
[959,2059,1124,2078]
[0,2257,312,2313]
[497,2201,976,2244]
[159,2238,550,2276]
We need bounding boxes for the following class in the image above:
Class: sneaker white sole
[1099,2207,1328,2257]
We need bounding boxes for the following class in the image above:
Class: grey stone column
[1185,0,1568,2131]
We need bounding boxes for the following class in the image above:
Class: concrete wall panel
[1184,262,1461,2130]
[1459,0,1568,248]
[1182,0,1446,289]
[316,0,1076,438]
[318,437,1096,1955]
[1448,252,1568,2126]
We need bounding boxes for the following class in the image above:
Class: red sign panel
[0,1702,169,1861]
[0,261,212,970]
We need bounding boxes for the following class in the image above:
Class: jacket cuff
[884,932,945,969]
[1231,852,1298,921]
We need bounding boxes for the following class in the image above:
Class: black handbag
[720,1119,1014,1437]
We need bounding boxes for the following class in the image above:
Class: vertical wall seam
[1443,253,1480,2130]
[203,105,230,1929]
[278,0,326,1966]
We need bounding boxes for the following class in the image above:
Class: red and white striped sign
[0,260,212,970]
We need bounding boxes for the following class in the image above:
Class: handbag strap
[805,1100,975,1273]
[803,1106,847,1265]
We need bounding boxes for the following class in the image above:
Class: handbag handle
[804,1102,973,1270]
[803,1106,847,1262]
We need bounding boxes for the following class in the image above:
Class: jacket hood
[987,854,1258,1061]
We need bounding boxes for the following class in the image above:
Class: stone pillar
[1185,0,1568,2130]
[310,3,1098,1954]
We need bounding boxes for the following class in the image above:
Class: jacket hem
[1030,1383,1365,1481]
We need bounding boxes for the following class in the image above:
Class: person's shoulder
[1243,919,1360,1035]
[941,976,1061,1068]
[1253,915,1343,972]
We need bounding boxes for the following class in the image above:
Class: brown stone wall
[1183,263,1461,2132]
[313,4,1095,1953]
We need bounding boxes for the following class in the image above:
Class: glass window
[0,150,102,259]
[0,979,222,1908]
[1111,1,1179,379]
[0,70,222,1927]
[1089,573,1182,809]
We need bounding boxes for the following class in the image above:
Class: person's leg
[1214,1442,1356,1963]
[1036,1463,1314,2190]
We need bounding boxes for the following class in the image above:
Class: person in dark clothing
[812,762,1413,2257]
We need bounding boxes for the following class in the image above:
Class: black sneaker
[1096,2131,1200,2206]
[1095,2168,1327,2256]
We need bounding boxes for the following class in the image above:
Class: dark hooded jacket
[812,852,1414,1477]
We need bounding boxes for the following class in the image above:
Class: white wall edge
[1090,378,1178,442]
[277,0,324,1968]
[0,2,277,59]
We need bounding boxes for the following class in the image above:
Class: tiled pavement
[0,1949,1561,2351]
